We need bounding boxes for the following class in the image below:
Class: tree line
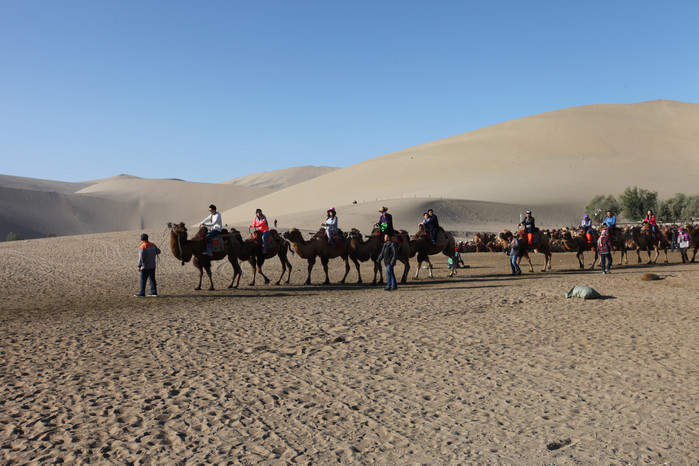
[586,186,699,224]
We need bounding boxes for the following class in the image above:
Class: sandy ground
[1,230,697,464]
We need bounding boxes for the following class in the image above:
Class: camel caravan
[166,207,698,290]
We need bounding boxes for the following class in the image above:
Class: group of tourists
[136,204,694,296]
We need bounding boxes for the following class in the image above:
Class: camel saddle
[250,229,278,248]
[519,229,542,247]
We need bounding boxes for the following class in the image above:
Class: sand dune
[222,100,699,231]
[3,100,697,239]
[221,166,339,190]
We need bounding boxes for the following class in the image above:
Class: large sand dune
[2,100,697,239]
[223,100,699,231]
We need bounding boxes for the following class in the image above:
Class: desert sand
[1,230,697,463]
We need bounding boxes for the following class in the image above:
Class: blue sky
[1,1,697,183]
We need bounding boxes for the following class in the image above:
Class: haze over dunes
[2,100,698,239]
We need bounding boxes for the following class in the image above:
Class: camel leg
[305,258,315,285]
[427,259,434,278]
[248,259,257,286]
[372,260,383,285]
[588,251,599,270]
[258,265,270,285]
[636,249,643,264]
[276,256,291,285]
[195,265,203,290]
[400,258,410,284]
[413,260,421,280]
[228,257,242,289]
[351,257,363,284]
[320,257,331,285]
[691,246,698,263]
[519,254,533,273]
[577,251,584,269]
[340,257,350,284]
[204,265,214,291]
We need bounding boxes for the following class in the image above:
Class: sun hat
[327,207,336,212]
[379,206,388,212]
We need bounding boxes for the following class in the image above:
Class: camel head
[169,221,193,263]
[282,228,303,243]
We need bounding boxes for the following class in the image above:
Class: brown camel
[168,222,242,290]
[282,228,351,285]
[348,226,412,284]
[410,224,456,279]
[630,224,668,264]
[230,229,293,286]
[497,229,552,273]
[559,228,599,269]
[685,225,699,262]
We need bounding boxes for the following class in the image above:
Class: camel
[559,228,599,269]
[348,226,412,284]
[629,224,668,264]
[410,224,456,279]
[497,229,552,273]
[685,225,699,262]
[282,228,351,285]
[230,229,293,286]
[168,222,242,290]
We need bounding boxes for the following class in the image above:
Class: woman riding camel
[251,208,270,254]
[643,209,659,240]
[378,206,395,236]
[322,207,339,247]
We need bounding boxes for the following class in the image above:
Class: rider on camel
[322,207,339,247]
[378,206,395,236]
[603,210,617,237]
[420,209,439,245]
[520,210,536,245]
[251,208,270,254]
[643,209,660,240]
[201,204,222,256]
[581,214,593,243]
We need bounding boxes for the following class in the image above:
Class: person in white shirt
[200,204,222,256]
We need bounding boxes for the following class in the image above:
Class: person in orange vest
[135,233,161,297]
[520,210,536,245]
[581,214,592,244]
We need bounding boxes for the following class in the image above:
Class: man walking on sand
[135,233,161,297]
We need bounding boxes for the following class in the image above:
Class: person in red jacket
[251,209,270,254]
[643,209,659,240]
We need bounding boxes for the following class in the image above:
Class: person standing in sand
[678,227,690,263]
[504,231,522,276]
[597,228,613,274]
[376,234,397,291]
[135,233,160,297]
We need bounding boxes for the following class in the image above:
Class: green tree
[585,194,620,223]
[680,195,699,221]
[658,193,687,222]
[5,232,22,241]
[619,186,657,222]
